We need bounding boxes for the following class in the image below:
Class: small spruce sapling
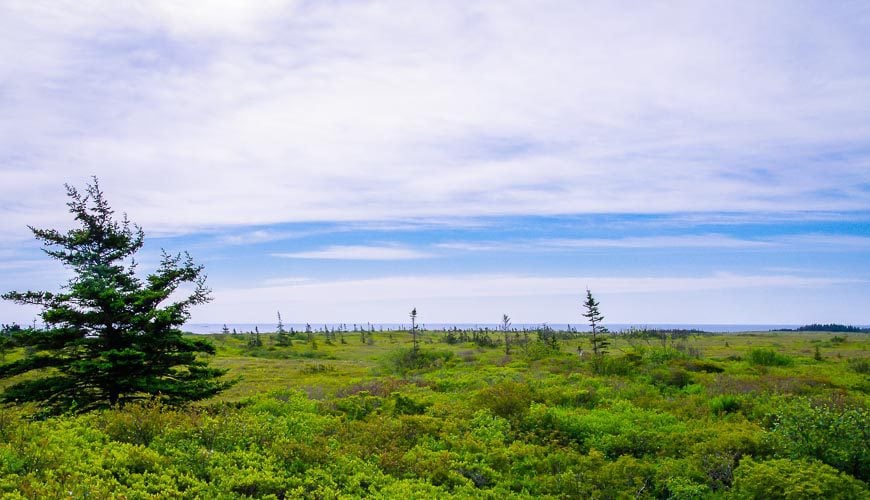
[502,314,512,355]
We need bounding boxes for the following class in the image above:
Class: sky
[1,1,869,326]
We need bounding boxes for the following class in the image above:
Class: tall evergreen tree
[582,288,609,355]
[409,307,419,353]
[0,178,232,414]
[502,314,512,355]
[275,310,291,346]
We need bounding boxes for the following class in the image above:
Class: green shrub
[95,400,186,446]
[690,424,768,490]
[475,380,533,422]
[651,367,693,388]
[747,348,793,367]
[334,392,384,420]
[767,398,869,480]
[681,359,724,373]
[469,409,511,443]
[523,340,560,360]
[733,457,867,498]
[709,395,741,415]
[848,357,870,374]
[392,393,430,416]
[381,348,453,373]
[526,401,685,458]
[590,355,636,376]
[645,347,688,364]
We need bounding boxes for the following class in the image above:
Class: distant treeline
[772,323,870,333]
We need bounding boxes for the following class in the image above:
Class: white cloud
[438,234,773,252]
[1,1,869,237]
[260,276,312,286]
[193,272,864,323]
[544,235,773,249]
[779,234,870,248]
[272,245,433,260]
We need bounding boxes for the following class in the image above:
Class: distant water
[183,322,814,334]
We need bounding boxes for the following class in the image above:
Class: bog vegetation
[0,326,867,498]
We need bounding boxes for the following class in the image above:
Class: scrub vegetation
[0,328,867,498]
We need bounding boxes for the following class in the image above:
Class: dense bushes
[767,397,869,480]
[0,331,867,497]
[381,347,454,373]
[733,458,867,499]
[747,348,793,366]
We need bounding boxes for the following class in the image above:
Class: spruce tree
[0,178,232,414]
[409,307,419,353]
[502,314,512,355]
[582,288,609,355]
[275,310,291,346]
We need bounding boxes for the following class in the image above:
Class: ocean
[182,322,815,334]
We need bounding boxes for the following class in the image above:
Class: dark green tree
[248,326,262,347]
[0,178,232,414]
[409,307,419,353]
[582,288,609,355]
[0,323,22,362]
[275,310,291,346]
[502,314,512,355]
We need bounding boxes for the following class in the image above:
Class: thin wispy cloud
[779,234,870,248]
[219,229,307,246]
[260,276,313,287]
[272,245,433,261]
[194,272,863,323]
[437,234,772,252]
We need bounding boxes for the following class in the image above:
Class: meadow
[0,328,867,498]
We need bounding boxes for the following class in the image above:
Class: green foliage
[475,380,533,422]
[526,400,686,458]
[0,330,866,497]
[747,348,793,367]
[848,357,870,374]
[733,457,867,499]
[651,367,693,388]
[590,354,637,376]
[709,394,742,415]
[0,179,232,414]
[523,339,561,360]
[767,397,869,480]
[381,347,453,374]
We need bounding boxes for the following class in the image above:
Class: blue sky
[1,1,869,325]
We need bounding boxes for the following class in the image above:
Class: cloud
[779,234,870,248]
[260,276,313,286]
[272,245,433,260]
[219,229,307,245]
[545,235,773,249]
[438,234,773,252]
[1,1,869,237]
[193,271,863,323]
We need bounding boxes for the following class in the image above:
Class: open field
[1,329,868,497]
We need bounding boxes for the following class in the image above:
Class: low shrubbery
[0,331,866,497]
[381,347,454,373]
[747,348,794,367]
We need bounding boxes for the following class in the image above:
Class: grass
[201,330,868,401]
